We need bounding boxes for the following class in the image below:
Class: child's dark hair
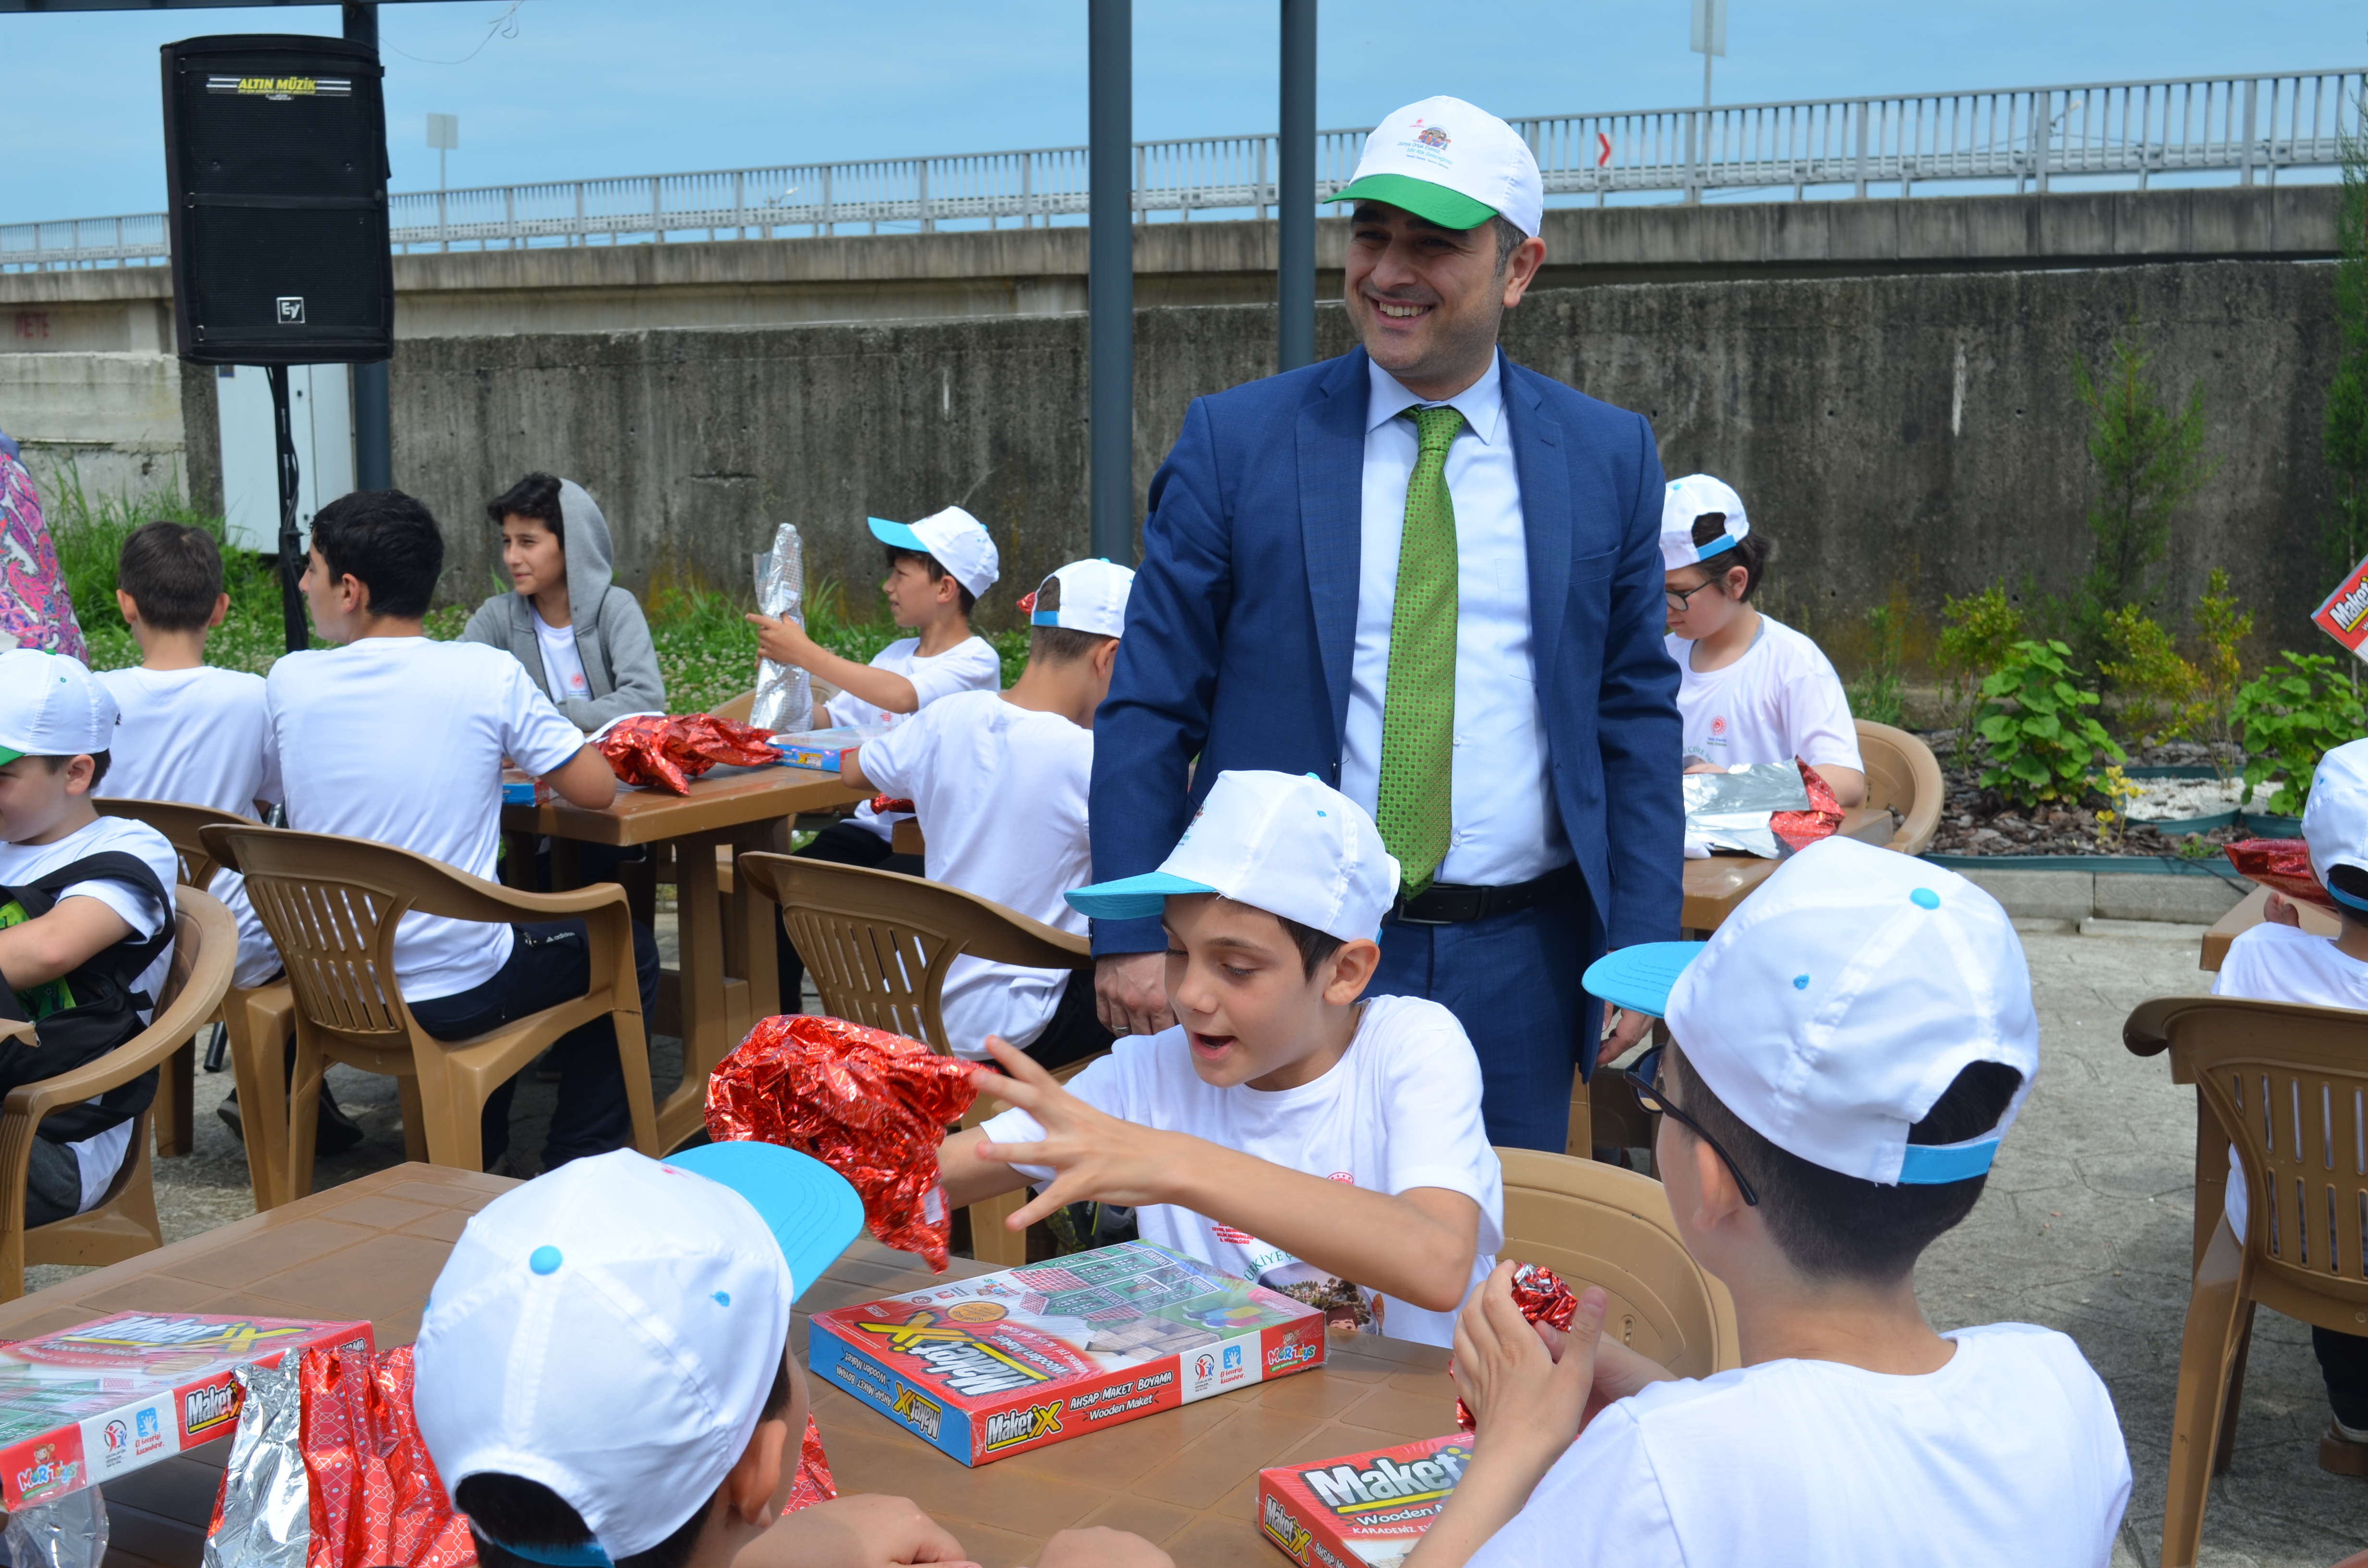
[885,545,976,617]
[1676,512,1773,602]
[486,473,566,546]
[310,490,444,621]
[1028,626,1112,666]
[2330,864,2368,906]
[32,753,111,789]
[1668,1044,2022,1284]
[1275,914,1344,979]
[457,1349,792,1568]
[117,522,224,632]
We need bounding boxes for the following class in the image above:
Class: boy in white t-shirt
[1661,474,1865,808]
[0,650,180,1225]
[938,770,1505,1348]
[1407,837,2130,1568]
[269,490,659,1176]
[2208,738,2368,1473]
[841,559,1134,1069]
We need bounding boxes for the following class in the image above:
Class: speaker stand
[267,366,308,655]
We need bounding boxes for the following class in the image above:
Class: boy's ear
[1091,638,1122,679]
[207,593,230,630]
[720,1410,790,1527]
[114,589,140,627]
[1321,937,1381,1006]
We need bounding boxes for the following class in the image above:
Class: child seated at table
[840,559,1133,1070]
[267,489,659,1176]
[938,769,1504,1348]
[0,649,179,1224]
[1661,473,1864,808]
[2211,736,2368,1475]
[1403,837,2130,1568]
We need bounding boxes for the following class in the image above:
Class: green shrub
[1975,638,2125,807]
[2233,650,2368,815]
[2097,605,2200,743]
[1845,605,1906,728]
[1937,583,2023,771]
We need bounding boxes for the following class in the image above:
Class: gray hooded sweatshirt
[462,478,666,730]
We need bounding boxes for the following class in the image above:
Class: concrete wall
[392,256,2338,654]
[0,352,191,511]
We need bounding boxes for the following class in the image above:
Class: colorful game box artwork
[1258,1433,1472,1568]
[809,1241,1326,1465]
[0,1312,372,1507]
[2315,552,2368,663]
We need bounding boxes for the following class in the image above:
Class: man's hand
[1601,1002,1651,1065]
[970,1039,1179,1228]
[1030,1528,1175,1568]
[1094,951,1173,1036]
[746,611,821,671]
[740,1494,979,1568]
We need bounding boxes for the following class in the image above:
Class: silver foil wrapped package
[1683,763,1813,859]
[202,1360,310,1568]
[4,1482,109,1568]
[750,524,814,734]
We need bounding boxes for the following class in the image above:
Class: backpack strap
[9,851,174,997]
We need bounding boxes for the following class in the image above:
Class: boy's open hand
[746,611,819,670]
[970,1038,1175,1230]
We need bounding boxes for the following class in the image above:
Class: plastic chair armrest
[2123,995,2187,1058]
[394,864,634,929]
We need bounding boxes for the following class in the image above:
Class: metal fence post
[2035,91,2052,195]
[1685,110,1700,205]
[1854,100,1869,198]
[1089,0,1135,563]
[1277,0,1317,373]
[920,161,934,233]
[822,166,834,237]
[2240,77,2259,186]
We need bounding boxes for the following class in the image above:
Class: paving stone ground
[27,919,2367,1565]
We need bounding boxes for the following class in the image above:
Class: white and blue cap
[0,649,115,768]
[1660,473,1751,572]
[866,504,1000,599]
[1066,769,1402,943]
[1584,837,2038,1186]
[1024,558,1135,639]
[414,1145,863,1563]
[2304,738,2368,913]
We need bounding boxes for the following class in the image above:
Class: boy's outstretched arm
[747,615,921,715]
[968,1041,1480,1314]
[0,897,134,991]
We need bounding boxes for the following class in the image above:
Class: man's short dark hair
[33,752,111,790]
[1668,1044,2023,1285]
[116,522,223,632]
[1027,625,1112,666]
[310,490,444,621]
[884,545,976,617]
[1670,513,1775,603]
[1489,214,1526,272]
[486,473,566,545]
[458,1350,792,1568]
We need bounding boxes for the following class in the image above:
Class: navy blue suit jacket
[1089,345,1683,962]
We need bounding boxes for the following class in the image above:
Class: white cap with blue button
[1583,835,2038,1187]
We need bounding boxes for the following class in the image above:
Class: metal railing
[6,68,2361,270]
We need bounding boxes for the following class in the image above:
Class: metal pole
[344,1,392,493]
[1277,0,1316,373]
[268,367,308,654]
[1088,0,1134,563]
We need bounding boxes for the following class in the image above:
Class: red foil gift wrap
[1771,760,1847,853]
[1455,1263,1580,1432]
[598,714,784,796]
[706,1014,983,1270]
[2226,838,2341,914]
[781,1417,837,1515]
[294,1346,474,1568]
[868,795,916,816]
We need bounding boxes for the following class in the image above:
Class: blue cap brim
[1693,534,1739,563]
[867,516,927,552]
[1065,870,1216,921]
[1582,941,1707,1019]
[663,1142,863,1304]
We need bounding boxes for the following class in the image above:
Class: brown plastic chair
[0,886,235,1299]
[2124,995,2368,1568]
[1496,1146,1741,1379]
[736,853,1094,1265]
[1853,720,1944,856]
[203,825,659,1197]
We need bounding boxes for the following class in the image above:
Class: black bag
[0,851,170,1144]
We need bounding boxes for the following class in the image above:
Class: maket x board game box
[0,1312,373,1507]
[809,1241,1326,1465]
[1258,1433,1472,1568]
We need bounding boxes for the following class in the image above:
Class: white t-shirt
[266,639,587,1001]
[96,665,284,989]
[1668,615,1862,773]
[980,994,1503,1348]
[2208,920,2368,1237]
[0,814,181,1211]
[826,636,1002,844]
[855,690,1089,1055]
[1468,1323,2131,1568]
[533,612,591,707]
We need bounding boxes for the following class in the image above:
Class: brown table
[1679,805,1897,933]
[503,765,867,1148]
[0,1165,1457,1568]
[2198,882,2342,971]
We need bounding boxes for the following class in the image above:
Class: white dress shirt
[1340,355,1569,888]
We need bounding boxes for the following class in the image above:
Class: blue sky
[3,0,2361,226]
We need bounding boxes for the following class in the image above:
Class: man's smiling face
[1342,201,1543,399]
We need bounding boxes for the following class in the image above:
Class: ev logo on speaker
[276,296,306,324]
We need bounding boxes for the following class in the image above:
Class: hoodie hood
[556,478,615,635]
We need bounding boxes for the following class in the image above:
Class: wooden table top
[2199,883,2342,971]
[4,1165,1456,1568]
[1679,806,1896,932]
[501,764,867,847]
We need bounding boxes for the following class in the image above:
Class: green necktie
[1377,404,1463,898]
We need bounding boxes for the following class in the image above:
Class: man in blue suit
[1087,96,1682,1152]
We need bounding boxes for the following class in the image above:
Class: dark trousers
[2318,1327,2368,1431]
[1025,970,1116,1072]
[1376,885,1595,1153]
[774,821,922,1012]
[408,919,662,1170]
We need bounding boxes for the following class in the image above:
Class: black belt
[1386,863,1580,926]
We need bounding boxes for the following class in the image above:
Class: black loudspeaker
[161,35,392,366]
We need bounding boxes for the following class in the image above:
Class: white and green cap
[0,649,115,768]
[1334,95,1543,238]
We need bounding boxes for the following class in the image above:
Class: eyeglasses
[1624,1045,1760,1206]
[1664,579,1719,613]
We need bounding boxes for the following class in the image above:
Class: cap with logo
[412,1144,863,1565]
[1660,474,1751,572]
[866,505,1001,599]
[1066,769,1401,943]
[0,649,116,768]
[2305,738,2368,913]
[1021,558,1135,639]
[1583,836,2038,1186]
[1333,95,1544,239]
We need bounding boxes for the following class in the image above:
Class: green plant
[1936,582,2023,770]
[2177,833,2218,860]
[1845,605,1906,728]
[2093,762,2137,849]
[2233,650,2368,815]
[1974,638,2126,808]
[2325,95,2368,576]
[2097,605,2201,743]
[2188,567,2254,783]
